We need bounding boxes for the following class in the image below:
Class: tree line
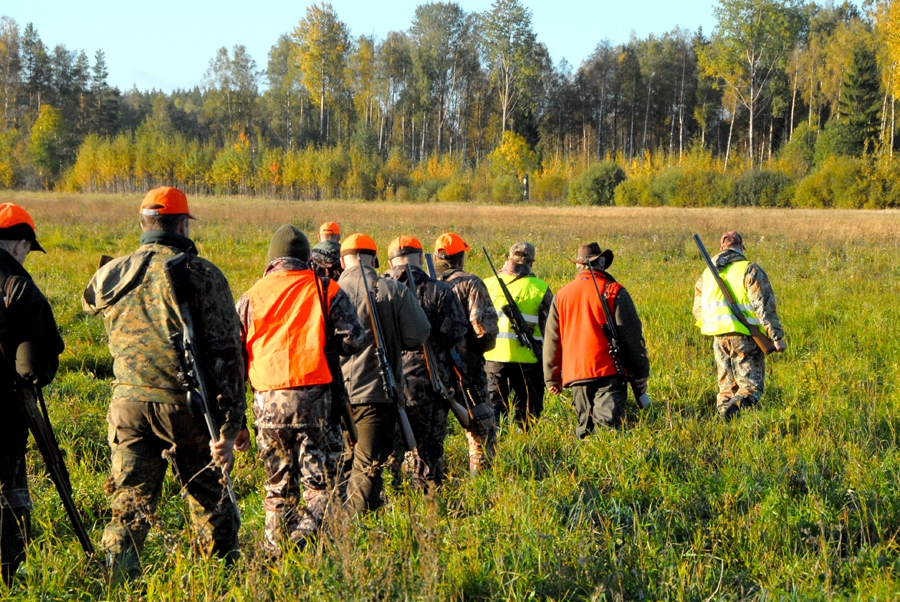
[1,0,898,206]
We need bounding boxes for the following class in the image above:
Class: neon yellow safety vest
[697,260,761,336]
[483,274,549,364]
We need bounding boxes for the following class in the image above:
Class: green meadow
[3,192,900,600]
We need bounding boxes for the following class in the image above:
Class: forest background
[1,0,900,208]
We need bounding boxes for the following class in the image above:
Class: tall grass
[3,192,900,599]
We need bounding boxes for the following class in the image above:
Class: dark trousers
[485,361,545,428]
[341,404,396,514]
[571,376,628,437]
[0,453,30,587]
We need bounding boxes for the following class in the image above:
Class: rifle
[356,257,417,451]
[312,272,358,445]
[164,253,239,514]
[692,234,776,355]
[481,247,542,362]
[585,268,651,409]
[402,262,470,429]
[20,384,99,559]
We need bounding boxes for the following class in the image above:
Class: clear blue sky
[3,0,719,93]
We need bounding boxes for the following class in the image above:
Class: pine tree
[838,42,881,153]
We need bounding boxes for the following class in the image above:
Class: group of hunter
[0,187,785,583]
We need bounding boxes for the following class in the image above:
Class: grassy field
[2,191,900,600]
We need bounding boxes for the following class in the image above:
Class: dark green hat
[267,224,310,263]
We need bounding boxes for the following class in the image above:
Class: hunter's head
[139,187,195,237]
[434,232,470,269]
[0,203,45,265]
[719,231,745,253]
[318,222,341,243]
[388,235,423,269]
[340,233,379,269]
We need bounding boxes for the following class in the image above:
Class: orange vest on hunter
[245,270,338,391]
[555,272,622,387]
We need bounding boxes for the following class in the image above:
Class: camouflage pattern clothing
[0,249,64,586]
[434,261,499,472]
[310,241,343,279]
[83,230,245,578]
[236,257,364,556]
[382,265,467,491]
[692,248,784,419]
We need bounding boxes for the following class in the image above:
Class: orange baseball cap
[434,232,470,259]
[319,221,341,236]
[340,233,378,256]
[140,187,196,219]
[0,203,45,253]
[388,235,423,259]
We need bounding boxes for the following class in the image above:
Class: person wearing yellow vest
[483,242,553,429]
[544,243,650,436]
[693,231,786,420]
[236,224,364,558]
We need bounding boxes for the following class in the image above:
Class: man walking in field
[83,187,246,580]
[0,204,65,586]
[543,243,650,436]
[337,234,430,513]
[693,231,786,420]
[432,232,499,473]
[311,222,343,279]
[236,225,364,557]
[483,242,553,429]
[383,235,467,491]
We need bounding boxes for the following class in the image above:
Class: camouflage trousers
[713,334,765,419]
[256,422,343,556]
[102,401,240,580]
[0,453,30,587]
[398,394,449,493]
[463,401,497,473]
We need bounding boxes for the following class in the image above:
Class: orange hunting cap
[434,232,470,259]
[319,221,341,236]
[0,203,45,253]
[340,233,378,257]
[140,187,196,219]
[387,235,423,259]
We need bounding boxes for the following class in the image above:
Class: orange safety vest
[555,271,622,387]
[244,270,338,391]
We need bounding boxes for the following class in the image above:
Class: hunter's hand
[210,436,236,473]
[234,428,251,453]
[548,385,561,395]
[774,339,787,353]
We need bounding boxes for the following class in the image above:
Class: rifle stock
[357,258,417,451]
[481,247,541,361]
[692,234,776,355]
[164,254,239,514]
[21,385,99,560]
[403,262,470,429]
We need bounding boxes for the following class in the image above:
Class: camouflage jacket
[382,265,467,405]
[692,249,785,340]
[83,231,246,440]
[0,249,65,455]
[338,265,430,405]
[434,263,498,377]
[236,257,365,428]
[310,241,343,280]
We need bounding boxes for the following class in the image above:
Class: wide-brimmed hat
[570,242,614,269]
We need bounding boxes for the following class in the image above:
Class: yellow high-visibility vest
[697,260,760,336]
[483,274,548,364]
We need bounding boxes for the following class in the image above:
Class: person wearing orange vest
[544,243,650,436]
[693,231,786,420]
[236,224,364,558]
[483,242,553,429]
